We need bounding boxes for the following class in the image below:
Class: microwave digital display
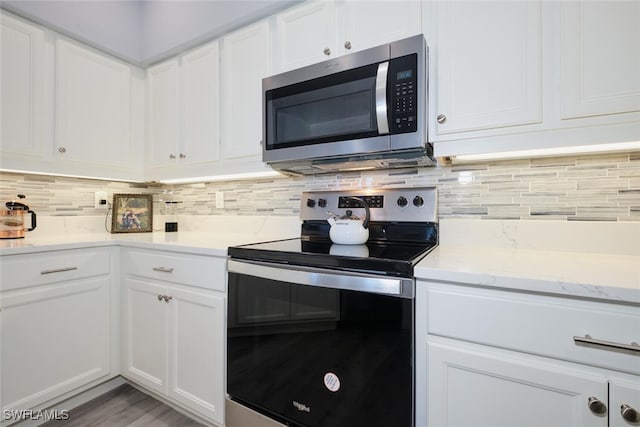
[397,70,413,80]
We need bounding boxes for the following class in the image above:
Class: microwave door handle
[375,61,390,135]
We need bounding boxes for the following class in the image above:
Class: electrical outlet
[215,191,224,209]
[94,191,109,208]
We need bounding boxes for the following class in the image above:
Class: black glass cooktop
[228,219,438,278]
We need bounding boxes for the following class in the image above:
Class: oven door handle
[227,259,414,298]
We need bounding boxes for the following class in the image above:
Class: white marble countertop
[2,216,638,304]
[414,219,640,304]
[0,215,300,257]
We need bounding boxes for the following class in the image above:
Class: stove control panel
[339,195,384,209]
[300,187,437,222]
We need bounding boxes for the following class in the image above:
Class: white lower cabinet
[0,248,116,419]
[427,337,608,427]
[610,379,640,427]
[417,281,640,427]
[121,248,226,426]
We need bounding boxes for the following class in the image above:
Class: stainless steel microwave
[262,35,433,175]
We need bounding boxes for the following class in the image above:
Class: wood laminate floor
[42,384,205,427]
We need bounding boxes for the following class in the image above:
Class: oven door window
[265,63,380,150]
[227,272,413,427]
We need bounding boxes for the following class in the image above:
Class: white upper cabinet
[275,1,334,72]
[1,12,144,181]
[560,1,640,119]
[146,58,180,169]
[0,12,46,160]
[145,40,220,179]
[55,38,133,167]
[274,0,422,73]
[429,0,640,158]
[430,0,542,136]
[182,42,220,165]
[221,20,271,161]
[335,0,421,56]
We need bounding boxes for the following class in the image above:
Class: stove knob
[413,195,424,207]
[318,198,327,208]
[306,199,316,208]
[397,196,408,207]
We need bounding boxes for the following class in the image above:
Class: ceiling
[1,0,301,66]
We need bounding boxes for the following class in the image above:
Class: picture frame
[111,193,153,233]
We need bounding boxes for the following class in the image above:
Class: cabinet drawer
[122,249,226,292]
[0,247,110,292]
[426,284,640,375]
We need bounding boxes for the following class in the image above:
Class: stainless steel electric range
[227,187,437,427]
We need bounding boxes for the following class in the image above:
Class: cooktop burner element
[228,187,438,278]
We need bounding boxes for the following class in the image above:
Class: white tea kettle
[327,197,370,245]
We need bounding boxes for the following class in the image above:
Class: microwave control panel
[389,53,418,134]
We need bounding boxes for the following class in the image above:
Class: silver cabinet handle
[40,266,78,275]
[152,267,174,273]
[169,154,176,159]
[344,41,351,50]
[157,294,164,301]
[58,147,67,153]
[179,153,186,159]
[437,114,447,124]
[621,404,640,423]
[163,295,173,303]
[323,47,331,56]
[573,335,640,354]
[588,396,607,415]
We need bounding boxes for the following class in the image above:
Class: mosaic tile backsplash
[1,151,639,222]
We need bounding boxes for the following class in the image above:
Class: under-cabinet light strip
[450,141,640,163]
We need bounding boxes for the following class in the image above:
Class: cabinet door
[0,13,45,160]
[221,20,271,160]
[147,59,180,168]
[181,40,220,165]
[432,1,542,136]
[274,1,334,72]
[168,286,225,425]
[610,379,640,427]
[1,278,110,413]
[427,338,607,427]
[336,0,421,56]
[560,1,640,119]
[55,38,132,167]
[122,278,168,394]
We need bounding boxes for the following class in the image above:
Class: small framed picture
[111,193,153,233]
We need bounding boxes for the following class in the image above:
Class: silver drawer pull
[152,267,174,273]
[40,267,78,275]
[573,335,640,354]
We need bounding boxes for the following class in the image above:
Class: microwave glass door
[266,63,381,150]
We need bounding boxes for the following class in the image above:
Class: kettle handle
[345,197,370,229]
[27,210,37,231]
